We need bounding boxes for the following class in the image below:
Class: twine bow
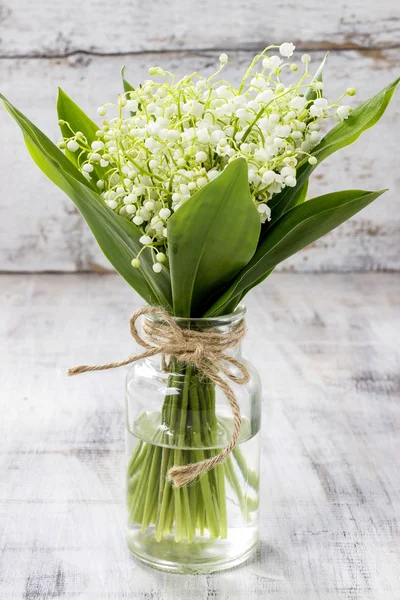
[68,306,249,487]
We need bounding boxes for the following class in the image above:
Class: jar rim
[144,304,246,326]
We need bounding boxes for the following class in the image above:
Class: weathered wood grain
[0,49,399,273]
[0,0,399,57]
[0,272,399,598]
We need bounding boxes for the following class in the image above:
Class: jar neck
[144,305,246,365]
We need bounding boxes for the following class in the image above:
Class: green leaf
[121,65,135,93]
[57,88,105,184]
[168,158,261,317]
[1,94,172,309]
[304,52,329,101]
[268,77,399,222]
[291,179,309,206]
[206,189,386,316]
[121,67,139,117]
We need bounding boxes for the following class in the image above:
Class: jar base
[127,526,259,574]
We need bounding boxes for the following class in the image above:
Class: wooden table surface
[1,272,399,599]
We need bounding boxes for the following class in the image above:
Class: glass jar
[125,305,261,573]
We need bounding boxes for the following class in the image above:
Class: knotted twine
[67,306,249,487]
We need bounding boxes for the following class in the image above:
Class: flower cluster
[59,44,355,271]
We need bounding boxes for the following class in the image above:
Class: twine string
[67,306,249,487]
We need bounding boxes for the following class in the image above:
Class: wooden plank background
[0,1,399,273]
[1,272,399,598]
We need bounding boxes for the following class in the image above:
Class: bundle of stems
[126,360,259,542]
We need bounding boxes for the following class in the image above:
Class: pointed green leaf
[168,158,261,317]
[1,94,172,309]
[291,179,309,206]
[121,65,135,93]
[121,67,138,116]
[304,52,329,101]
[57,88,105,183]
[206,189,386,316]
[268,78,399,222]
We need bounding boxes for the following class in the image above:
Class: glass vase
[125,305,261,573]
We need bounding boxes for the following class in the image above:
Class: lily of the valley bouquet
[2,43,397,574]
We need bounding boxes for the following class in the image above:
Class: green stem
[126,357,254,542]
[224,457,250,523]
[129,444,153,522]
[155,450,175,541]
[173,365,192,541]
[216,463,228,538]
[127,440,143,478]
[141,445,162,531]
[191,376,222,538]
[233,446,260,491]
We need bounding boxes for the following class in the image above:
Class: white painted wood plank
[0,0,398,56]
[0,272,399,598]
[0,49,399,273]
